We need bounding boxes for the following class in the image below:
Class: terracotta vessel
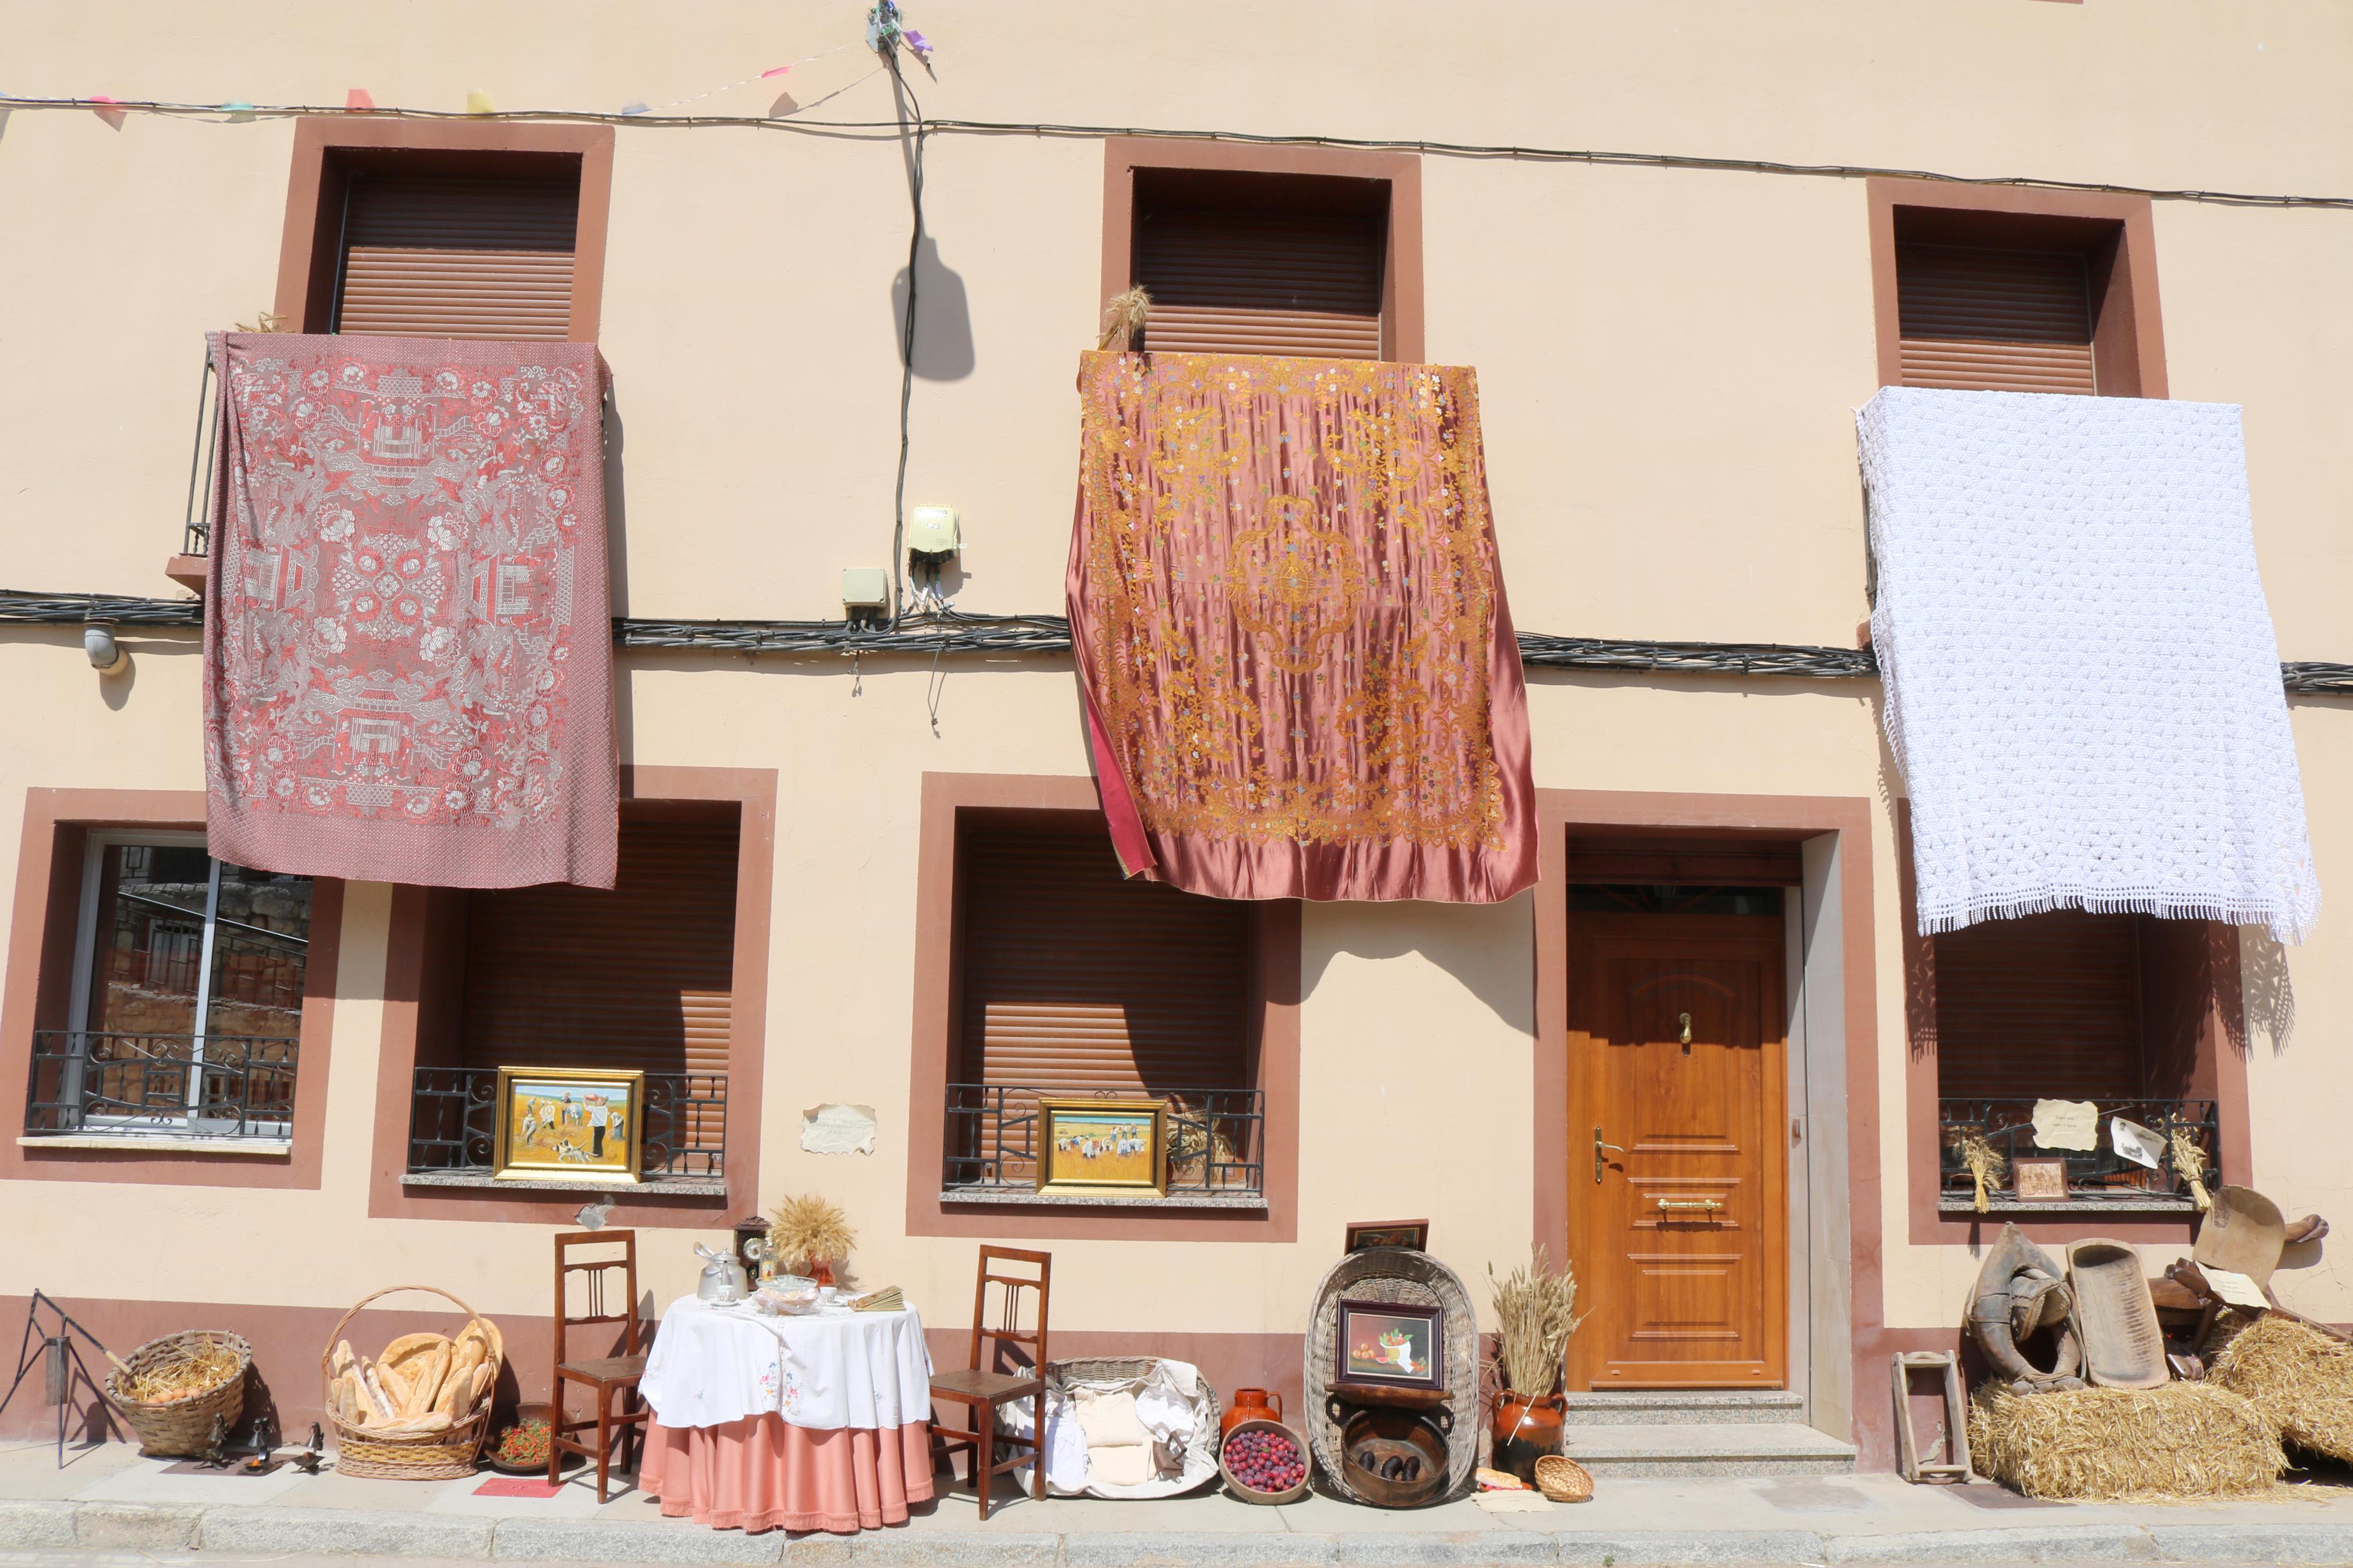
[811,1260,837,1288]
[1223,1386,1283,1441]
[1488,1391,1566,1484]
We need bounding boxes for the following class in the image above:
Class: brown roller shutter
[336,172,580,340]
[1137,207,1384,360]
[956,825,1249,1094]
[459,816,739,1077]
[1933,911,2142,1102]
[1897,242,2095,394]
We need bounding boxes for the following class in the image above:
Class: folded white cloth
[999,1388,1090,1494]
[1086,1443,1155,1487]
[1073,1388,1153,1447]
[640,1295,934,1431]
[1857,387,2319,942]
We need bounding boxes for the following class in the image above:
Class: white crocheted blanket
[1857,387,2319,943]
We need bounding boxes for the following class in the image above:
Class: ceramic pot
[1489,1391,1566,1484]
[1222,1386,1283,1441]
[811,1260,837,1287]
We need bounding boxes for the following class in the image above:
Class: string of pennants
[59,1,932,130]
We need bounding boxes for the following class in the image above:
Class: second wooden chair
[550,1229,650,1502]
[927,1245,1051,1521]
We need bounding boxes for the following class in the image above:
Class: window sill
[19,1133,290,1157]
[939,1187,1268,1213]
[400,1170,727,1197]
[1939,1194,2199,1216]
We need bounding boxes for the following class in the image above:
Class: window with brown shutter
[457,809,739,1079]
[334,168,582,340]
[1132,168,1388,360]
[1896,243,2095,394]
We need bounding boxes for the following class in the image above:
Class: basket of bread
[319,1286,505,1479]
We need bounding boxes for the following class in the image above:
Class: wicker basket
[1304,1250,1482,1504]
[320,1286,502,1480]
[1533,1453,1593,1503]
[1044,1356,1223,1499]
[106,1331,251,1457]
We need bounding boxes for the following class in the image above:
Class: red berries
[1224,1427,1307,1495]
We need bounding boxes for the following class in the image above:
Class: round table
[638,1295,935,1534]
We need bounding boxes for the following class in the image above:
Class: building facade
[4,1,2350,1471]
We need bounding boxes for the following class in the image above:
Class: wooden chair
[550,1229,650,1502]
[928,1246,1051,1520]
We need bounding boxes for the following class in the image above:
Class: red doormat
[474,1475,565,1498]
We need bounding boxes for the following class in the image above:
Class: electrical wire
[4,95,2351,209]
[883,50,927,630]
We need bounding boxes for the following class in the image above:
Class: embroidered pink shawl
[1066,352,1536,903]
[204,334,616,889]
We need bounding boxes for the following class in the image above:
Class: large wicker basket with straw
[319,1286,503,1481]
[106,1331,251,1457]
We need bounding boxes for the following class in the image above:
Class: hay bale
[1968,1383,2284,1500]
[2210,1313,2353,1463]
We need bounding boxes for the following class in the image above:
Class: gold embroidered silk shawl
[1066,351,1536,903]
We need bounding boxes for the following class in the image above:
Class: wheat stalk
[1488,1245,1584,1398]
[767,1193,857,1274]
[1097,286,1151,350]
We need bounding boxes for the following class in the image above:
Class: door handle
[1678,1012,1692,1053]
[1656,1197,1723,1214]
[1593,1126,1624,1185]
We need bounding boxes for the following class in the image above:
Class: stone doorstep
[1559,1391,1807,1426]
[1561,1423,1859,1477]
[10,1500,2353,1567]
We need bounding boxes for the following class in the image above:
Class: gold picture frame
[493,1066,645,1183]
[1035,1097,1167,1197]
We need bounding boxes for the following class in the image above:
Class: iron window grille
[26,1030,298,1139]
[406,1066,727,1182]
[1939,1097,2220,1205]
[943,1083,1265,1194]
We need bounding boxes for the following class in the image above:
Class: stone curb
[73,1501,204,1551]
[0,1501,77,1550]
[492,1516,790,1564]
[2144,1523,2353,1565]
[202,1506,499,1559]
[1058,1533,1335,1567]
[1548,1530,1828,1566]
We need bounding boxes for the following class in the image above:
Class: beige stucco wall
[6,0,2353,1448]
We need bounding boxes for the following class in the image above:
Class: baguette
[361,1360,398,1425]
[331,1340,357,1381]
[468,1359,496,1410]
[367,1411,453,1437]
[432,1360,470,1421]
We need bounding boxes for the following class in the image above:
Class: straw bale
[1968,1383,2283,1501]
[2210,1313,2353,1464]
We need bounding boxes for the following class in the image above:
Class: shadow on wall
[891,236,975,382]
[2240,926,2295,1055]
[1301,888,1535,1037]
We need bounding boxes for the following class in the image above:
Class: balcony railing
[182,351,219,559]
[943,1083,1265,1196]
[26,1030,298,1140]
[1939,1097,2219,1206]
[406,1066,726,1183]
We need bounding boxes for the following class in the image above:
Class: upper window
[1131,168,1389,360]
[1896,240,2094,394]
[29,834,311,1142]
[333,167,582,340]
[945,818,1265,1196]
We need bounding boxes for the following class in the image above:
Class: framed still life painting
[494,1066,644,1183]
[1034,1097,1166,1197]
[1336,1297,1445,1390]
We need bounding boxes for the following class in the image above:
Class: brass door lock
[1593,1125,1624,1185]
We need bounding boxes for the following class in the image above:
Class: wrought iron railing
[406,1066,726,1182]
[25,1030,298,1139]
[1939,1097,2220,1203]
[943,1083,1265,1195]
[182,351,219,558]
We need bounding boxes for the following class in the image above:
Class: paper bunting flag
[88,95,126,129]
[762,65,793,77]
[344,87,374,111]
[619,101,649,115]
[465,90,494,115]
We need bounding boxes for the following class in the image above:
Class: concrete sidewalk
[8,1441,2353,1566]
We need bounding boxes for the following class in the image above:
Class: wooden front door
[1567,912,1788,1389]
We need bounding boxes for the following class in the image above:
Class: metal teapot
[693,1242,750,1304]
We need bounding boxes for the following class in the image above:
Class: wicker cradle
[319,1286,504,1481]
[1304,1250,1482,1504]
[1044,1356,1224,1499]
[106,1331,251,1457]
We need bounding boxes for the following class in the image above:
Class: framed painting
[494,1066,644,1183]
[1035,1097,1166,1197]
[1336,1297,1444,1391]
[2012,1157,2070,1203]
[1344,1219,1429,1254]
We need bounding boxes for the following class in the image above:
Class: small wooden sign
[2013,1157,2070,1203]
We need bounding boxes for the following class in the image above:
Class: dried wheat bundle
[1947,1127,2007,1213]
[768,1193,857,1274]
[2168,1126,2212,1210]
[1969,1383,2283,1500]
[2210,1313,2353,1463]
[1488,1245,1584,1398]
[118,1339,241,1405]
[1098,286,1151,350]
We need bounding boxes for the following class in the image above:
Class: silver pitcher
[693,1242,750,1304]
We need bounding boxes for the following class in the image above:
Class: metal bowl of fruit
[1219,1417,1310,1505]
[482,1405,580,1475]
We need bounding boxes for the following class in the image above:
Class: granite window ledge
[401,1171,728,1197]
[939,1187,1268,1212]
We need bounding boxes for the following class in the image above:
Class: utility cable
[884,52,927,630]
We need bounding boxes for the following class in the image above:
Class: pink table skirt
[640,1415,936,1534]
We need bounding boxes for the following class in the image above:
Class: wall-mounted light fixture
[84,624,128,676]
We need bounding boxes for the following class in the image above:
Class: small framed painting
[1344,1219,1430,1254]
[494,1067,644,1183]
[1336,1298,1445,1391]
[2013,1157,2070,1203]
[1035,1097,1166,1197]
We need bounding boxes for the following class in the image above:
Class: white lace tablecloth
[640,1295,934,1431]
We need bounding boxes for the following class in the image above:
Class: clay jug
[1489,1391,1566,1484]
[1223,1386,1283,1441]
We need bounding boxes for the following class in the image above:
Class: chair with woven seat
[550,1229,650,1502]
[928,1245,1051,1520]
